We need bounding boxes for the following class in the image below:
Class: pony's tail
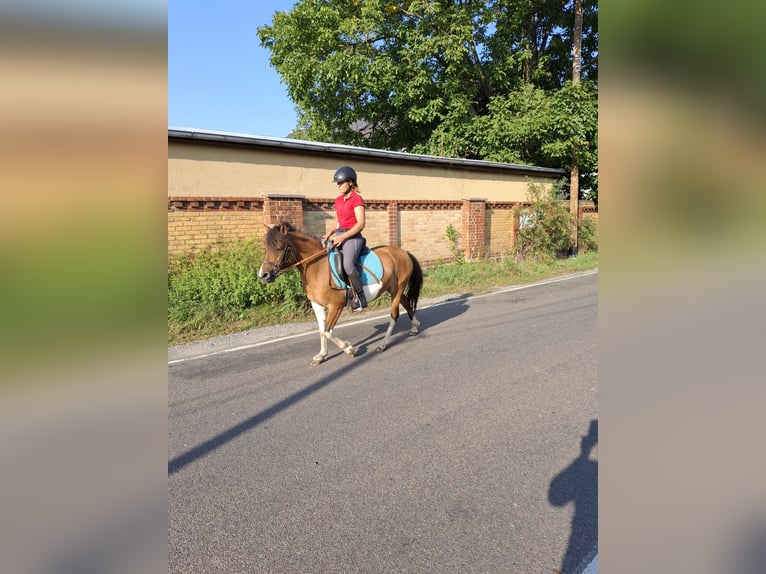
[406,253,423,313]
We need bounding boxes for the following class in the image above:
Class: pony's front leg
[310,302,357,365]
[324,303,357,357]
[310,301,329,365]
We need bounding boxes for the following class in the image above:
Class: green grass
[168,243,598,346]
[421,250,598,300]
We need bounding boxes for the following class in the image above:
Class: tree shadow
[169,297,472,476]
[549,419,598,574]
[169,347,373,475]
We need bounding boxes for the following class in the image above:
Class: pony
[258,221,422,365]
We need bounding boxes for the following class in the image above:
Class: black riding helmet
[332,165,357,185]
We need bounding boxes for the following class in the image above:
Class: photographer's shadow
[549,419,598,574]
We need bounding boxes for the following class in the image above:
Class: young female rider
[321,165,368,311]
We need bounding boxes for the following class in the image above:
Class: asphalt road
[169,271,598,573]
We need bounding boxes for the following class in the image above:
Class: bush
[168,239,310,334]
[514,181,575,261]
[578,215,599,252]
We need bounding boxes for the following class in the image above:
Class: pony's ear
[278,222,290,234]
[263,223,275,230]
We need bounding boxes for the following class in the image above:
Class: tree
[570,0,582,250]
[258,0,597,188]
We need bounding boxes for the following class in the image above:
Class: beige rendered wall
[168,141,556,203]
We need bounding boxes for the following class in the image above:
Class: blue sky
[169,1,300,138]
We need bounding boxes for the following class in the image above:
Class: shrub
[514,181,575,261]
[578,215,599,252]
[168,239,309,332]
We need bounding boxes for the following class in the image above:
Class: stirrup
[350,292,367,312]
[345,288,356,309]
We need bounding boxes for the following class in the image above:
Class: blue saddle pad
[329,247,383,289]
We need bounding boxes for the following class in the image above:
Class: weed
[445,223,464,263]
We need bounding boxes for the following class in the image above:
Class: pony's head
[257,221,299,283]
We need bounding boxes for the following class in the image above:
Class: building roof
[168,127,565,178]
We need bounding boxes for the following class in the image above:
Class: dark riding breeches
[336,232,366,276]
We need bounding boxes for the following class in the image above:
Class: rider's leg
[342,236,367,310]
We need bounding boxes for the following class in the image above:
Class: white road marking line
[168,269,597,365]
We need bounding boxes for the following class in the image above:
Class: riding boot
[347,270,367,311]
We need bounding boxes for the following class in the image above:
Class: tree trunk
[570,0,583,254]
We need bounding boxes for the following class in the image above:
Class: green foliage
[445,223,464,262]
[420,250,598,300]
[514,181,576,261]
[168,239,310,338]
[578,215,599,253]
[167,239,599,346]
[258,0,599,195]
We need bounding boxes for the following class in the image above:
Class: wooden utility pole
[570,0,583,254]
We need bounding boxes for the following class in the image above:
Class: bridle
[264,240,327,278]
[262,241,293,278]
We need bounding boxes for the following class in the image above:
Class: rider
[321,165,368,311]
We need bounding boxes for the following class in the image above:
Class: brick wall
[168,197,265,253]
[399,203,463,265]
[486,203,519,258]
[461,198,486,260]
[168,196,596,263]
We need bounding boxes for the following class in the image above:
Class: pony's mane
[264,221,321,249]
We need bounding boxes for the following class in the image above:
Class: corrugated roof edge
[168,127,565,178]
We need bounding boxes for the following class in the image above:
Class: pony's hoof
[345,345,358,357]
[408,330,419,336]
[375,344,388,353]
[311,355,326,366]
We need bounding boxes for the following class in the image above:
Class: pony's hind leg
[377,300,401,352]
[377,298,418,352]
[400,294,420,336]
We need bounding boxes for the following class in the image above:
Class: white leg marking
[377,316,397,351]
[326,329,357,356]
[311,302,328,364]
[409,315,420,335]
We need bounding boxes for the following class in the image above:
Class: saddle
[328,246,383,290]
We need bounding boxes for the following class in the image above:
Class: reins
[266,239,327,277]
[278,248,327,274]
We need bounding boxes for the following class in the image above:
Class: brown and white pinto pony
[258,221,422,365]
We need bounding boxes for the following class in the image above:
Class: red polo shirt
[334,190,364,229]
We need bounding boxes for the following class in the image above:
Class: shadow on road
[549,419,598,574]
[168,354,367,475]
[352,295,471,354]
[168,296,471,475]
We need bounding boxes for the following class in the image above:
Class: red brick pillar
[387,201,400,247]
[263,194,305,227]
[461,197,486,261]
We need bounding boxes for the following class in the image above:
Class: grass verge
[169,248,597,347]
